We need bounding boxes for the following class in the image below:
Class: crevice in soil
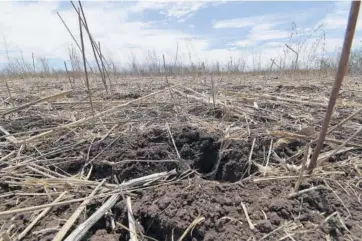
[54,125,279,183]
[138,214,204,241]
[83,125,263,183]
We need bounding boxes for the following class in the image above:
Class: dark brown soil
[188,105,239,121]
[102,92,142,100]
[2,125,361,241]
[83,175,362,241]
[124,177,362,241]
[0,113,70,137]
[4,126,362,241]
[83,126,221,182]
[77,125,279,184]
[4,74,362,241]
[75,125,361,240]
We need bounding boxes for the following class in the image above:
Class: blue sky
[0,1,361,70]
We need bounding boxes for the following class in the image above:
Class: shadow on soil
[81,125,270,184]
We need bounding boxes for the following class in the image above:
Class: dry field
[0,72,362,241]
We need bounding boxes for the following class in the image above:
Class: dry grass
[0,71,362,239]
[0,2,361,240]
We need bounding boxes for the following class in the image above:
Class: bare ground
[0,73,361,241]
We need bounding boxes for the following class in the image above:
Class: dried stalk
[32,52,36,72]
[78,6,94,114]
[21,85,179,144]
[263,140,273,176]
[269,130,362,148]
[126,196,138,241]
[318,126,362,166]
[240,201,255,230]
[17,191,67,240]
[288,185,329,198]
[52,180,106,241]
[0,150,15,162]
[243,138,256,178]
[71,1,109,93]
[294,144,310,192]
[64,61,74,90]
[4,81,13,107]
[309,1,361,172]
[97,42,113,93]
[63,194,120,241]
[0,126,20,145]
[285,44,299,70]
[56,12,93,71]
[166,122,181,159]
[77,1,108,93]
[1,91,71,117]
[0,170,175,216]
[30,163,68,178]
[177,216,205,241]
[163,54,177,109]
[326,105,362,135]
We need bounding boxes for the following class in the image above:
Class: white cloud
[214,14,292,50]
[233,40,255,47]
[212,11,306,30]
[0,1,211,68]
[248,23,290,41]
[323,17,348,30]
[213,15,276,29]
[264,41,283,48]
[1,2,67,60]
[0,0,360,73]
[161,2,205,19]
[229,23,290,49]
[130,1,167,13]
[318,1,362,30]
